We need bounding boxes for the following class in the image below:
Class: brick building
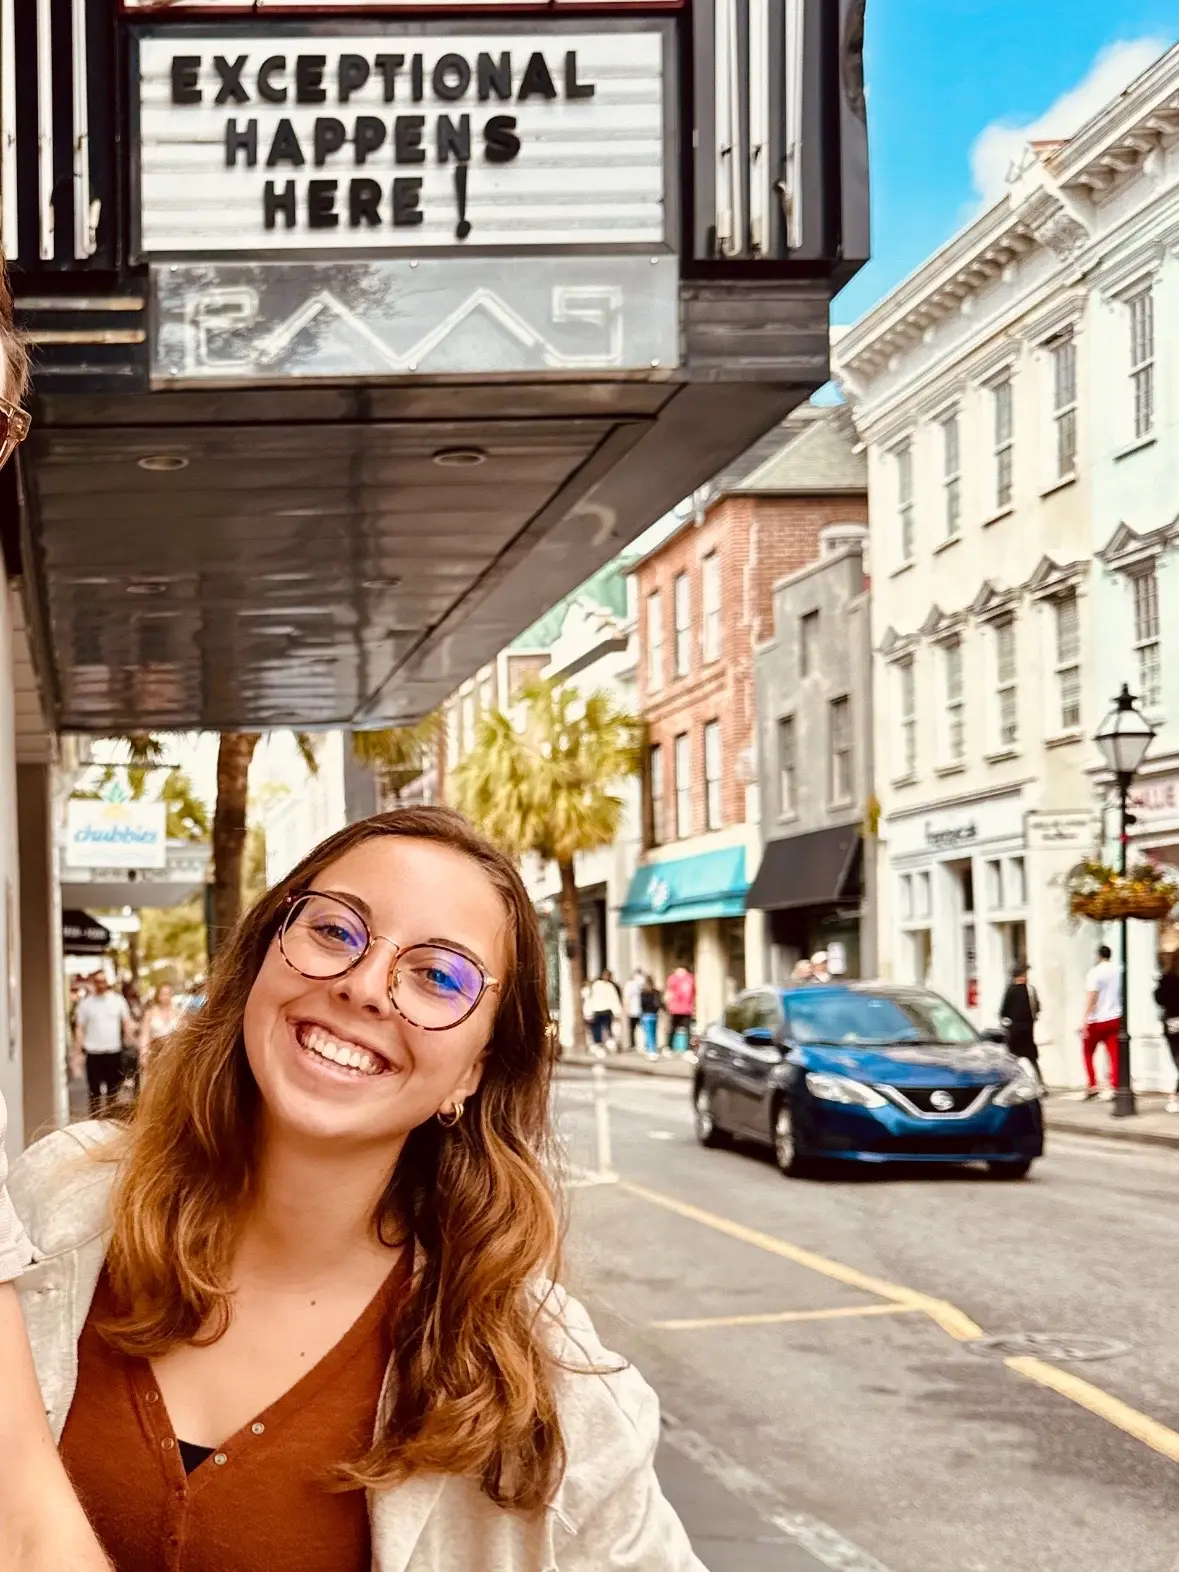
[620,405,869,1032]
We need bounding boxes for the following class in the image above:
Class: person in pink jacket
[664,966,696,1053]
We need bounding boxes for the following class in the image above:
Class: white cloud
[970,36,1170,207]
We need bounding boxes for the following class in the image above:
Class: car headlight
[805,1072,887,1108]
[994,1074,1042,1107]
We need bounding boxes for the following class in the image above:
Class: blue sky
[832,1,1179,326]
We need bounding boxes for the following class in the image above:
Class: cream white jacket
[9,1122,707,1572]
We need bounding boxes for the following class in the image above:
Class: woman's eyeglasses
[278,891,499,1032]
[0,398,30,475]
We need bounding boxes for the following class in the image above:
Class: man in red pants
[1080,944,1122,1101]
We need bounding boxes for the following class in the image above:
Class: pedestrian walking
[7,806,702,1569]
[588,968,623,1049]
[639,974,663,1059]
[999,962,1042,1084]
[72,972,133,1116]
[810,951,831,983]
[664,964,696,1054]
[623,966,645,1051]
[1080,943,1122,1101]
[139,982,183,1079]
[1153,953,1179,1114]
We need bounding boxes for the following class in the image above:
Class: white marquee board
[135,31,668,255]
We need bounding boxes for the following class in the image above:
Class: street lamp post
[1093,684,1156,1120]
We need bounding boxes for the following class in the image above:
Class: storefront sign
[65,801,168,870]
[151,255,678,382]
[924,819,977,851]
[134,31,668,255]
[1130,775,1179,821]
[1025,810,1098,851]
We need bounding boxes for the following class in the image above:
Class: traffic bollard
[591,1058,615,1180]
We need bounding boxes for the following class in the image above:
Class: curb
[558,1056,1179,1148]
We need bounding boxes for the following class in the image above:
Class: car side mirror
[979,1027,1007,1046]
[743,1026,776,1048]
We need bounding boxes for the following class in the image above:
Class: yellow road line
[653,1303,924,1332]
[1005,1357,1179,1465]
[618,1179,984,1341]
[618,1177,1179,1467]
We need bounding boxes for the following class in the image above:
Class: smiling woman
[8,805,704,1571]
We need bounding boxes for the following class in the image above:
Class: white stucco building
[836,45,1179,1088]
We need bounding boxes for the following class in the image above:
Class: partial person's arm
[1082,988,1098,1029]
[0,1286,112,1572]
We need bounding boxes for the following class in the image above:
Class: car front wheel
[694,1082,726,1148]
[987,1158,1033,1180]
[772,1101,804,1176]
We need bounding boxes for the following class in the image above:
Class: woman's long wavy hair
[99,805,568,1510]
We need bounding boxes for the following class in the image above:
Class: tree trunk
[556,858,587,1051]
[209,732,260,963]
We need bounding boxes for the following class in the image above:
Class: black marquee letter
[483,114,520,164]
[213,55,249,105]
[263,180,296,229]
[354,116,387,165]
[374,55,404,101]
[517,52,557,101]
[265,118,306,168]
[436,114,471,164]
[313,117,347,166]
[564,52,595,100]
[394,115,425,165]
[338,54,370,102]
[307,179,339,228]
[477,52,511,101]
[295,55,327,104]
[432,53,471,102]
[392,177,423,226]
[170,56,201,105]
[225,118,258,168]
[257,56,287,104]
[349,178,382,227]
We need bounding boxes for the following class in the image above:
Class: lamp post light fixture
[1093,684,1157,1119]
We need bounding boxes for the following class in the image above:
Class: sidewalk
[558,1052,1179,1150]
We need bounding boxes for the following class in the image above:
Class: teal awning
[619,848,748,927]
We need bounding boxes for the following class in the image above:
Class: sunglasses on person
[278,890,500,1032]
[0,397,30,473]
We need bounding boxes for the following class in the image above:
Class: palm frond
[293,732,321,776]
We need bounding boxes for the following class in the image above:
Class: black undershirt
[177,1439,215,1475]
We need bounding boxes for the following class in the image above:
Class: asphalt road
[555,1069,1179,1572]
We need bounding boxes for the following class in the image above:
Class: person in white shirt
[587,969,624,1049]
[72,974,132,1116]
[623,968,644,1050]
[1081,944,1122,1102]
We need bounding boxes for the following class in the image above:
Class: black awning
[62,910,112,955]
[746,826,862,913]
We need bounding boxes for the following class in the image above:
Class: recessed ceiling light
[433,447,487,468]
[137,454,189,472]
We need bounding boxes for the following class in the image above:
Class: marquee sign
[133,29,669,256]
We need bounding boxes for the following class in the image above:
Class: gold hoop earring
[437,1100,464,1128]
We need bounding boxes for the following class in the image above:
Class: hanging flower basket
[1066,860,1179,923]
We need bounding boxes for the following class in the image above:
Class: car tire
[987,1158,1033,1180]
[694,1082,727,1148]
[772,1101,807,1177]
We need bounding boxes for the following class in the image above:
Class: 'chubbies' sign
[134,31,667,253]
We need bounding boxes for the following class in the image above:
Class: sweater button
[161,1437,175,1452]
[213,1452,228,1466]
[250,1422,265,1435]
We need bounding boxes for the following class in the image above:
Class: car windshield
[785,988,978,1047]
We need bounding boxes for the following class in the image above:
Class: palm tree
[452,676,642,1043]
[113,726,437,961]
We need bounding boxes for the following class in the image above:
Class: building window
[942,411,961,539]
[649,744,664,846]
[647,592,663,690]
[702,553,721,662]
[896,442,914,562]
[799,609,820,677]
[777,716,797,817]
[995,618,1018,747]
[1129,289,1155,441]
[993,377,1014,510]
[703,720,722,830]
[1008,856,1027,908]
[899,873,913,921]
[674,572,691,677]
[829,696,853,804]
[674,732,691,838]
[1053,591,1081,731]
[1131,566,1161,710]
[897,657,916,777]
[943,638,965,762]
[1051,331,1077,479]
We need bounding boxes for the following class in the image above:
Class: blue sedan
[693,983,1044,1179]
